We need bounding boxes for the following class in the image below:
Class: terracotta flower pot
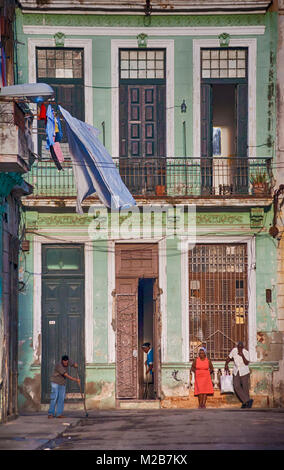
[155,185,166,196]
[252,182,268,196]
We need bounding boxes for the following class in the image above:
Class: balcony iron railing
[24,156,273,199]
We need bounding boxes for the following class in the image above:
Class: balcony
[24,156,273,202]
[0,101,35,173]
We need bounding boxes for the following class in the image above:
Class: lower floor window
[189,243,248,360]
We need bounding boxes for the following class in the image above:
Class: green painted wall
[14,8,280,408]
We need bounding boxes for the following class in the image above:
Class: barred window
[201,48,247,79]
[189,244,248,361]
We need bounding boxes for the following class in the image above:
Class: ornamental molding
[23,25,266,36]
[37,215,93,226]
[196,214,244,225]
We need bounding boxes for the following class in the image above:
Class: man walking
[48,355,80,418]
[225,341,253,409]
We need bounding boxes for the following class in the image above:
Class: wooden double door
[41,245,85,402]
[119,84,166,194]
[115,244,161,400]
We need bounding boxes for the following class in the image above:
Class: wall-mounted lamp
[181,100,187,113]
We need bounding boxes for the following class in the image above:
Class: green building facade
[15,2,284,411]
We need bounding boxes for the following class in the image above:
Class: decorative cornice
[22,24,266,36]
[37,214,93,226]
[21,12,267,28]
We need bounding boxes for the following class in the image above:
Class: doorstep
[118,400,161,410]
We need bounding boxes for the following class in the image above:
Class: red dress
[194,357,214,396]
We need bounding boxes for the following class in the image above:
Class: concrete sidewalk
[0,411,83,450]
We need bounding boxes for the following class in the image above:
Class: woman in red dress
[191,347,214,408]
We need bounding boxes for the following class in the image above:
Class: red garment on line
[194,357,214,396]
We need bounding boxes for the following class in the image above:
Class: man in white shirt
[225,341,253,409]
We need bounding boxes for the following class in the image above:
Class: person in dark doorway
[190,347,214,409]
[48,355,80,418]
[142,342,154,399]
[225,341,253,409]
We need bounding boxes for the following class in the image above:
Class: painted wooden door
[41,245,85,402]
[115,278,139,399]
[119,84,166,193]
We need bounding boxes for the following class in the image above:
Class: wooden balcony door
[119,83,166,194]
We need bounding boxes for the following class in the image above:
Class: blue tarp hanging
[59,106,136,214]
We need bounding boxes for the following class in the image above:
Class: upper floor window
[37,48,83,79]
[119,49,165,80]
[201,48,247,80]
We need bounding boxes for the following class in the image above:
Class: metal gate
[189,243,248,360]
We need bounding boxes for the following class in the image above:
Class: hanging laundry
[54,116,63,142]
[53,141,64,163]
[50,145,63,171]
[59,105,136,213]
[45,105,63,170]
[45,104,55,149]
[38,103,47,122]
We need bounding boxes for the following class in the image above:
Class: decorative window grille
[201,48,247,79]
[36,48,83,79]
[189,244,248,361]
[119,49,165,80]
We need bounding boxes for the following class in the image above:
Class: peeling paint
[18,374,41,411]
[86,381,115,409]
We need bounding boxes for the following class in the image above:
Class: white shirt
[229,347,250,376]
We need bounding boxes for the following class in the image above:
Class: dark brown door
[119,84,166,194]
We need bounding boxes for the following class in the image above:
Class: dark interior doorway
[138,278,155,399]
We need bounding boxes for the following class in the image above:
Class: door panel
[116,278,138,399]
[115,243,158,278]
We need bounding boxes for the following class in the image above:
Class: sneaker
[48,415,54,419]
[241,403,247,409]
[247,399,254,408]
[56,415,65,418]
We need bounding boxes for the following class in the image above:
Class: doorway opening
[138,278,155,399]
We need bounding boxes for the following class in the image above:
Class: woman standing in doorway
[191,347,214,409]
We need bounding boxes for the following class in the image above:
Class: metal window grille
[201,48,247,79]
[189,243,248,360]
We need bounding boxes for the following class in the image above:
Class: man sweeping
[48,355,80,418]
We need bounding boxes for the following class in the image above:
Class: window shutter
[200,83,212,159]
[236,83,248,158]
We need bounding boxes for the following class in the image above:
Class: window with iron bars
[189,243,248,361]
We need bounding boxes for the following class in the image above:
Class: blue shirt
[147,349,154,374]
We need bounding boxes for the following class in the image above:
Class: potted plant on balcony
[250,171,269,196]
